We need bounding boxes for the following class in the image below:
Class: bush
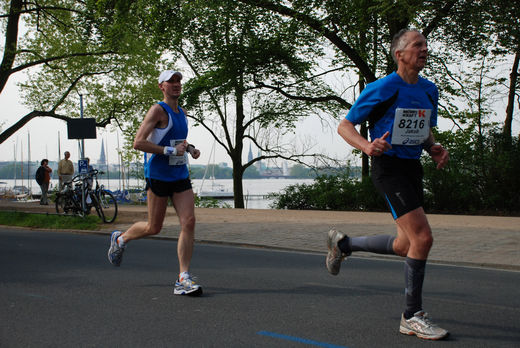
[424,128,520,215]
[269,173,386,211]
[272,127,520,216]
[194,194,231,208]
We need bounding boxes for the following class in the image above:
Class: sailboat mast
[105,134,110,190]
[20,138,24,187]
[28,131,31,193]
[117,131,121,191]
[58,131,61,162]
[13,140,17,187]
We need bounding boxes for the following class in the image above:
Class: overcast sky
[1,59,518,169]
[0,72,347,168]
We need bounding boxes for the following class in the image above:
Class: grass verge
[0,211,100,230]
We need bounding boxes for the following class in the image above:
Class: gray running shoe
[108,230,125,267]
[399,311,449,340]
[326,229,350,275]
[174,273,203,296]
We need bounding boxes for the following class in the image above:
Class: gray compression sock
[404,257,426,319]
[349,235,396,255]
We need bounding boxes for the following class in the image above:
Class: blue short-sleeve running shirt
[346,72,439,159]
[144,102,190,182]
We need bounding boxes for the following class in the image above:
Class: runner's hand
[175,141,188,156]
[367,131,392,156]
[430,145,449,169]
[190,148,200,159]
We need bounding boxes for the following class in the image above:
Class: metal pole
[27,131,31,194]
[80,94,85,159]
[80,94,85,212]
[13,140,17,187]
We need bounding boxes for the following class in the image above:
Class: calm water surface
[1,178,314,209]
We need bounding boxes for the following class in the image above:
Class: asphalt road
[1,228,519,348]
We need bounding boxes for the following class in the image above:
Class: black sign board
[67,118,96,139]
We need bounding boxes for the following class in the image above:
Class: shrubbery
[423,128,520,215]
[269,172,386,211]
[272,128,520,216]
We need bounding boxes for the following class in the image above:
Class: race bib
[391,108,431,145]
[168,139,188,166]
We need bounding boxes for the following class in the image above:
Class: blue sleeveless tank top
[144,102,189,181]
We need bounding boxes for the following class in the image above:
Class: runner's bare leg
[121,189,168,242]
[172,189,196,274]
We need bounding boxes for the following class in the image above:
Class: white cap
[158,70,183,83]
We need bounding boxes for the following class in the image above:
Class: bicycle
[55,169,118,223]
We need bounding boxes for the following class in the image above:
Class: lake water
[0,178,315,209]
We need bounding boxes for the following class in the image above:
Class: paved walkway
[1,201,519,270]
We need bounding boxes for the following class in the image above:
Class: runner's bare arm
[132,104,187,155]
[338,118,391,156]
[424,130,449,169]
[133,104,167,154]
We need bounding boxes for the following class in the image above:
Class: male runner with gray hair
[328,29,449,340]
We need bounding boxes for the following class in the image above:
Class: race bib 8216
[391,108,431,145]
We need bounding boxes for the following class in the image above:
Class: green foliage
[272,130,520,214]
[189,164,233,179]
[0,211,100,230]
[151,0,345,208]
[194,195,231,208]
[423,127,520,215]
[273,125,520,215]
[3,0,518,213]
[269,171,385,211]
[8,0,168,152]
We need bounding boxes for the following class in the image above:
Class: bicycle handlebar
[68,169,105,184]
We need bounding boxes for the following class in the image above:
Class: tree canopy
[0,0,518,211]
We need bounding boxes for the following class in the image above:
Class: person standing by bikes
[57,151,74,191]
[36,159,52,205]
[107,70,203,296]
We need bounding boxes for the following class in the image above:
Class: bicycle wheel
[98,190,118,223]
[55,194,74,215]
[89,192,103,219]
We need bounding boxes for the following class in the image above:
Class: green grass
[0,211,100,230]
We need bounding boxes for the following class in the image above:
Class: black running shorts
[145,177,192,197]
[371,155,423,220]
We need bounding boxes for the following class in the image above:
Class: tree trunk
[0,0,22,94]
[232,158,245,209]
[232,77,246,208]
[503,51,519,144]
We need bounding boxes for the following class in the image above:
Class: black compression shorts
[145,177,192,197]
[371,155,423,220]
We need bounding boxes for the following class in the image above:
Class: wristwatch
[424,142,441,154]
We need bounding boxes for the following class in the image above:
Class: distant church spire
[98,138,106,165]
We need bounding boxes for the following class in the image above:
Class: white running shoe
[326,229,350,275]
[399,311,449,340]
[174,273,203,296]
[107,230,125,267]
